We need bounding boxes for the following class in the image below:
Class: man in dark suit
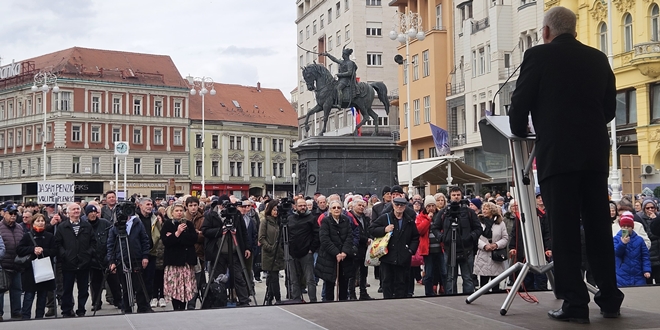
[509,6,624,324]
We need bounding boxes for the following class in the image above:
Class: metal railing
[446,82,465,96]
[450,134,467,147]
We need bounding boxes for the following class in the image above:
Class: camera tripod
[201,220,257,307]
[262,216,299,305]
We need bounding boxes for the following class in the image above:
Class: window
[230,136,242,150]
[151,128,161,145]
[412,55,419,80]
[363,52,383,68]
[251,162,257,177]
[174,130,182,145]
[133,158,141,174]
[279,163,284,177]
[26,128,32,145]
[336,31,341,46]
[16,130,22,147]
[113,127,121,142]
[403,59,408,84]
[479,48,485,75]
[56,92,72,111]
[313,20,317,34]
[345,24,350,41]
[299,55,304,68]
[336,2,341,17]
[278,139,284,152]
[273,163,279,177]
[435,4,442,29]
[212,161,219,176]
[258,162,263,177]
[257,137,262,151]
[154,158,161,175]
[91,126,100,143]
[474,104,478,132]
[36,127,42,144]
[0,104,4,119]
[92,96,100,113]
[237,162,243,176]
[251,137,256,150]
[404,102,409,128]
[306,25,310,39]
[174,101,182,117]
[0,162,3,177]
[615,89,637,125]
[345,0,349,11]
[413,99,420,125]
[36,97,42,113]
[292,163,297,175]
[599,22,608,53]
[27,159,31,176]
[624,13,633,52]
[92,157,100,174]
[133,128,142,144]
[46,125,52,143]
[299,30,303,43]
[472,50,477,77]
[212,135,218,149]
[328,8,332,23]
[196,160,202,176]
[230,162,242,177]
[133,98,142,115]
[429,147,438,158]
[174,159,182,175]
[27,99,32,115]
[47,156,51,174]
[417,149,424,159]
[306,52,311,64]
[154,100,163,116]
[272,138,278,152]
[422,50,430,77]
[366,26,382,36]
[72,125,81,142]
[8,102,13,119]
[424,96,431,123]
[196,133,202,148]
[653,5,660,42]
[366,0,381,6]
[72,156,80,174]
[112,97,121,114]
[328,36,333,51]
[0,133,3,148]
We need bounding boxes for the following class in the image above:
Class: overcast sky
[0,0,297,97]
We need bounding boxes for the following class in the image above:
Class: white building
[445,0,544,194]
[295,0,400,138]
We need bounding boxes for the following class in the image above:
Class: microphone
[490,63,522,116]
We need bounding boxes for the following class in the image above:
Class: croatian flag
[430,123,451,156]
[351,107,361,136]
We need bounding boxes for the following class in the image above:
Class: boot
[359,292,374,300]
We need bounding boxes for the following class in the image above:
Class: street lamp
[186,75,216,198]
[604,1,621,201]
[292,172,297,197]
[272,175,277,198]
[31,71,59,181]
[391,10,425,194]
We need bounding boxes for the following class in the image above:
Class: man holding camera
[106,206,152,313]
[287,198,320,302]
[431,187,482,294]
[201,195,252,306]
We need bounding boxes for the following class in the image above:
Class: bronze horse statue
[301,63,390,136]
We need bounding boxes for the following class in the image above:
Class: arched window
[599,22,608,54]
[624,13,633,51]
[651,4,659,41]
[527,35,533,49]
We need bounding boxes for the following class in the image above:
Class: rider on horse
[321,46,357,109]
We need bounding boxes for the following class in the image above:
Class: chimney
[257,82,261,92]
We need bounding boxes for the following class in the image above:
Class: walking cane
[336,261,340,301]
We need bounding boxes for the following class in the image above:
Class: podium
[466,115,555,315]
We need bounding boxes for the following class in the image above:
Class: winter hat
[391,185,404,194]
[470,198,483,210]
[424,195,436,208]
[642,199,657,211]
[619,211,635,228]
[381,186,391,195]
[85,204,99,214]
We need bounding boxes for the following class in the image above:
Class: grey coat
[473,221,509,277]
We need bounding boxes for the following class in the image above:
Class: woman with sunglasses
[315,200,355,301]
[161,203,198,310]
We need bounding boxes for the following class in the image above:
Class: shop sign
[0,60,21,80]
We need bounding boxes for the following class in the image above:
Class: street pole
[115,156,119,196]
[606,0,620,201]
[187,75,216,198]
[292,172,297,197]
[32,72,59,181]
[123,156,127,200]
[272,175,276,198]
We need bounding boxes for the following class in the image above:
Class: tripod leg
[92,270,110,316]
[500,262,531,315]
[201,232,228,308]
[466,262,524,304]
[231,231,257,306]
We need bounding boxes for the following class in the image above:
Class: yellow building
[390,0,454,193]
[556,0,660,188]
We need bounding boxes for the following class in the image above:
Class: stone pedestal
[292,136,403,197]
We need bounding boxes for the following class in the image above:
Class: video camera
[446,198,470,223]
[114,200,137,235]
[220,200,241,226]
[277,197,293,223]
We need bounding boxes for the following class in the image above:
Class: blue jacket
[107,216,151,269]
[614,230,651,287]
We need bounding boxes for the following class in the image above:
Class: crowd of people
[1,184,660,322]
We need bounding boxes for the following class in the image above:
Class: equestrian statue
[301,45,390,137]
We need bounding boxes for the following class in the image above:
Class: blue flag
[429,123,451,156]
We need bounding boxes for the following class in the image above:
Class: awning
[397,156,492,186]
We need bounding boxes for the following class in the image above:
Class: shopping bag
[364,241,381,267]
[32,256,55,283]
[369,232,391,259]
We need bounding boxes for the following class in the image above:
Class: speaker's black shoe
[600,309,621,318]
[548,308,590,324]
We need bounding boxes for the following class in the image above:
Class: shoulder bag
[14,232,35,266]
[369,214,392,259]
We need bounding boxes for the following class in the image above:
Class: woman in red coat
[416,195,442,296]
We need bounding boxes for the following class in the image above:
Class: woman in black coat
[315,200,355,301]
[161,203,198,311]
[16,214,56,319]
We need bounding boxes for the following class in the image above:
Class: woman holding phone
[161,203,198,310]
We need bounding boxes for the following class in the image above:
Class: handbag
[411,249,424,267]
[0,269,10,291]
[364,241,381,267]
[369,214,392,259]
[32,257,55,283]
[14,232,35,266]
[491,248,508,262]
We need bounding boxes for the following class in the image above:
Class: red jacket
[415,212,432,256]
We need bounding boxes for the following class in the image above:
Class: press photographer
[106,201,153,313]
[431,187,482,295]
[201,195,252,307]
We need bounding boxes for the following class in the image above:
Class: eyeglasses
[646,206,656,210]
[331,206,342,210]
[394,203,406,207]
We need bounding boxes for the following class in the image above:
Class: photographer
[286,198,320,302]
[431,187,482,295]
[201,195,252,306]
[106,203,152,314]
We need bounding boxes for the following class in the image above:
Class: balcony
[471,17,489,34]
[498,66,519,80]
[446,82,465,96]
[632,41,660,78]
[451,134,467,147]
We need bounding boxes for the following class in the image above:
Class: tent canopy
[397,157,492,186]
